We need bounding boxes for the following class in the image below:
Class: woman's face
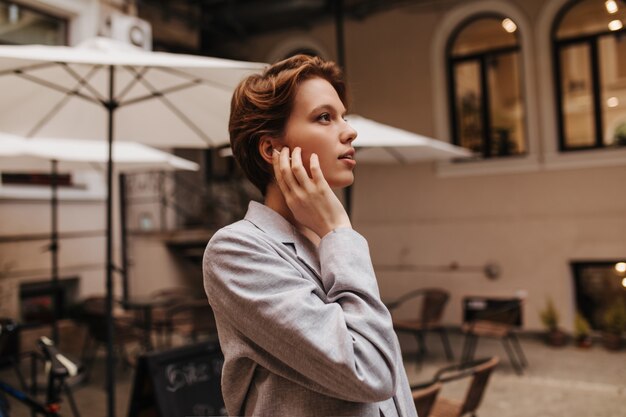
[281,77,357,189]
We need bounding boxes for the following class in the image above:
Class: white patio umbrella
[0,134,199,171]
[0,38,264,416]
[345,114,473,163]
[0,132,199,342]
[342,115,472,214]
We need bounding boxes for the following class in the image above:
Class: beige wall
[218,0,626,331]
[0,199,108,317]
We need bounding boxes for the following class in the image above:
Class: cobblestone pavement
[1,332,624,417]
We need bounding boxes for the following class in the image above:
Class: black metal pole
[105,65,116,417]
[50,159,59,343]
[334,0,346,70]
[160,171,166,231]
[119,173,129,303]
[334,0,352,216]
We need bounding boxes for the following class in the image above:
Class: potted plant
[574,312,592,348]
[602,299,626,350]
[539,297,567,346]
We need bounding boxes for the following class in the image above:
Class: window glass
[454,60,484,153]
[487,52,526,155]
[0,1,67,45]
[559,43,596,148]
[598,34,626,146]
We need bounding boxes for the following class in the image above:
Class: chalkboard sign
[127,341,225,417]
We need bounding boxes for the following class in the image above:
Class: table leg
[143,307,153,352]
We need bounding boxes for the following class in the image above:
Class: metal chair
[461,298,527,375]
[387,288,454,364]
[412,357,499,417]
[412,381,442,417]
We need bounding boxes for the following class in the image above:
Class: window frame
[446,14,527,159]
[552,0,626,152]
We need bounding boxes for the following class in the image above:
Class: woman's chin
[328,173,355,189]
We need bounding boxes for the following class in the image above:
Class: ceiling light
[607,96,620,107]
[608,19,623,31]
[622,277,626,288]
[502,18,517,33]
[606,0,619,14]
[616,262,626,273]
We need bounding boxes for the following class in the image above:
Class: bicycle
[0,322,83,417]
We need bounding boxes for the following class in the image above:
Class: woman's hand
[273,147,352,238]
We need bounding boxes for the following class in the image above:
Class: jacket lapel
[244,201,321,279]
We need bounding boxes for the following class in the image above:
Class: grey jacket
[203,201,417,417]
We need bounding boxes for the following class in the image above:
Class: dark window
[447,16,527,158]
[1,172,74,187]
[0,1,68,45]
[0,1,69,184]
[571,260,626,330]
[553,0,626,151]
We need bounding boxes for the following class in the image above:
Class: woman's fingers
[272,148,291,195]
[309,153,327,186]
[275,147,303,196]
[291,147,314,190]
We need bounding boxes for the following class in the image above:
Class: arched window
[554,0,626,151]
[447,15,527,159]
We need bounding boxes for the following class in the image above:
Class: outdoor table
[118,296,170,352]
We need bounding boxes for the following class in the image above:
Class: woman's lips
[339,155,356,167]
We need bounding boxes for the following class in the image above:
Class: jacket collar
[244,201,321,277]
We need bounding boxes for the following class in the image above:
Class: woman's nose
[341,120,357,143]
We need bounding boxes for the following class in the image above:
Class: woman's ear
[258,135,278,164]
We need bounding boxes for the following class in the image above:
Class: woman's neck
[264,183,321,246]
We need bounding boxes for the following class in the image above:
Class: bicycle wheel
[0,388,10,417]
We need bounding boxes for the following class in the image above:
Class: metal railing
[121,170,260,233]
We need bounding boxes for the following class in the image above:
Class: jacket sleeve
[203,226,399,403]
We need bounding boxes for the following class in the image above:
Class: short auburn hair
[229,54,347,195]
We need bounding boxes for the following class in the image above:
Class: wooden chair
[414,357,499,417]
[387,288,454,364]
[461,299,527,375]
[412,382,442,417]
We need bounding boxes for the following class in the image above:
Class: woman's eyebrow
[309,104,346,116]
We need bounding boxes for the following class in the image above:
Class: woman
[203,55,416,417]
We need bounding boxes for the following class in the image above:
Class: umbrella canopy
[0,132,199,344]
[0,38,264,417]
[0,37,265,147]
[346,115,473,163]
[0,133,199,172]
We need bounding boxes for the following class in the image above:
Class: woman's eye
[317,113,331,123]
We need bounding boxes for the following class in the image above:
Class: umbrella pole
[334,0,353,217]
[119,173,129,303]
[105,65,117,417]
[50,159,59,343]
